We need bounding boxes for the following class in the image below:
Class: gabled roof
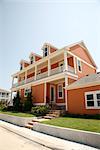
[29,52,42,58]
[41,42,58,50]
[67,72,100,90]
[64,40,97,68]
[20,59,30,64]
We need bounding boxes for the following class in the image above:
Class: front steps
[25,110,65,129]
[25,118,49,129]
[44,110,62,119]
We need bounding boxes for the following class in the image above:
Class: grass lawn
[0,111,34,117]
[42,117,100,133]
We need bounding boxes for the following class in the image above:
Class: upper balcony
[12,50,77,89]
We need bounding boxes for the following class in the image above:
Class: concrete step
[28,122,34,125]
[44,116,55,119]
[25,124,33,129]
[46,113,59,117]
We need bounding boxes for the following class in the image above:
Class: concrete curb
[0,113,34,126]
[33,123,100,149]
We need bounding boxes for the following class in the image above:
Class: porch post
[65,76,68,111]
[64,50,68,71]
[12,77,14,87]
[35,65,37,80]
[73,56,77,74]
[25,71,27,83]
[44,82,47,104]
[48,59,50,76]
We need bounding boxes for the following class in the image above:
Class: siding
[67,85,100,114]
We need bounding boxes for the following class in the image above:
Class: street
[0,126,50,150]
[0,120,98,150]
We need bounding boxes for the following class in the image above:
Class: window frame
[43,47,48,57]
[77,59,82,72]
[30,55,34,64]
[85,90,100,109]
[57,83,64,99]
[24,87,31,97]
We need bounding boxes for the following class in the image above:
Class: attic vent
[86,74,89,76]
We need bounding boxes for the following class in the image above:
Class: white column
[48,59,50,76]
[73,56,77,74]
[35,65,37,80]
[25,71,27,83]
[65,76,68,111]
[64,50,68,71]
[44,82,47,104]
[12,77,14,87]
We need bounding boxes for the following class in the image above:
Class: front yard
[42,117,100,133]
[0,111,34,117]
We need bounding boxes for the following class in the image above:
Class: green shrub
[23,92,33,112]
[13,91,22,111]
[31,105,50,116]
[0,102,6,111]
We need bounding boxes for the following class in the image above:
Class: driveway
[0,126,50,150]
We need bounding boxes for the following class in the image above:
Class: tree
[13,91,21,111]
[23,92,33,112]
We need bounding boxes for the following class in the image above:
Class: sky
[0,0,100,90]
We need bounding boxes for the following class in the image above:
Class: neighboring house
[67,73,100,115]
[0,88,10,103]
[11,41,99,114]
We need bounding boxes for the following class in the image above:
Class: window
[24,88,31,97]
[20,64,23,70]
[97,93,100,106]
[58,84,64,99]
[59,61,64,72]
[43,47,48,57]
[30,56,34,64]
[77,59,82,72]
[85,91,100,109]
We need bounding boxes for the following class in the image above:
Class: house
[0,88,10,103]
[67,72,100,115]
[11,41,99,114]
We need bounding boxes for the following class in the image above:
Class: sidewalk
[0,120,98,150]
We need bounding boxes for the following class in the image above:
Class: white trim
[85,90,100,109]
[50,85,56,102]
[64,50,68,71]
[56,103,66,106]
[34,103,45,106]
[48,58,50,76]
[73,57,77,74]
[57,83,64,99]
[67,81,100,90]
[65,76,68,110]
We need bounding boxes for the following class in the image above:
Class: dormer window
[20,64,23,70]
[43,47,48,57]
[30,56,34,64]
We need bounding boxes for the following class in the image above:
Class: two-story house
[0,88,10,103]
[11,41,100,114]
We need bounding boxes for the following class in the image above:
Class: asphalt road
[0,126,51,150]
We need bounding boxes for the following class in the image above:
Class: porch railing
[36,71,48,80]
[68,65,75,74]
[26,76,35,83]
[50,66,64,76]
[12,65,75,88]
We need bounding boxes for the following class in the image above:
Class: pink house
[11,41,100,114]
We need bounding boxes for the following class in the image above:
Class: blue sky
[0,0,100,90]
